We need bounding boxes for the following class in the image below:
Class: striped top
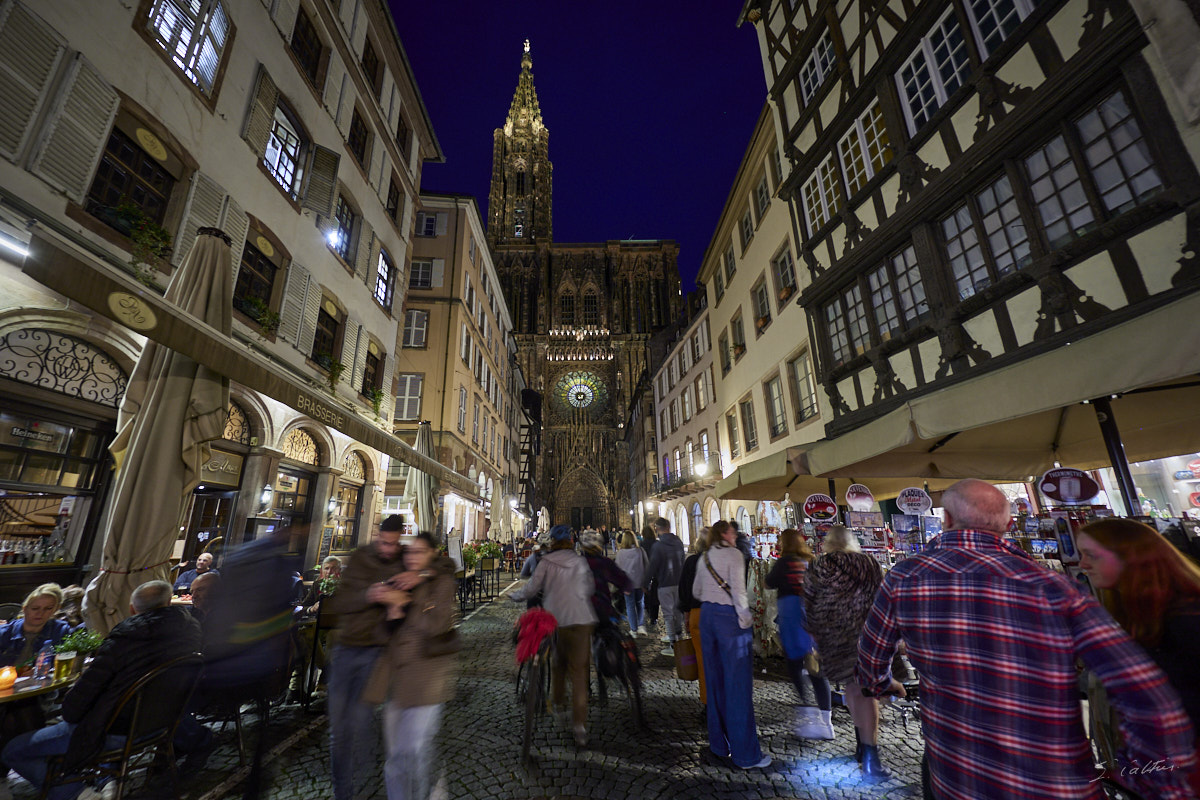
[856,530,1196,800]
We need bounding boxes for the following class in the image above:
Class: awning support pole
[1091,397,1138,515]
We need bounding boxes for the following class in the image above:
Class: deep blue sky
[392,2,767,291]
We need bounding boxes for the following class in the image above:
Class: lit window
[839,102,893,197]
[146,0,230,95]
[264,105,305,194]
[374,250,397,309]
[330,195,354,260]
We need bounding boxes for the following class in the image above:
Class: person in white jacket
[614,530,648,635]
[510,525,597,745]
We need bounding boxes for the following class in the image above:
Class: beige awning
[804,291,1200,481]
[23,229,481,498]
[716,448,955,502]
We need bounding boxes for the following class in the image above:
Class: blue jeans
[382,703,442,800]
[625,589,645,632]
[2,722,123,800]
[328,645,383,800]
[700,602,764,768]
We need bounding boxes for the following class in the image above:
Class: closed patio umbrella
[403,421,439,539]
[83,228,231,634]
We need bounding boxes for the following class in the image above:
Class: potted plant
[243,296,281,339]
[365,387,385,420]
[778,285,794,302]
[733,343,746,358]
[54,629,104,675]
[315,352,346,393]
[756,315,769,330]
[461,542,480,571]
[478,540,502,570]
[114,200,173,287]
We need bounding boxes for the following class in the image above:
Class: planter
[480,557,498,570]
[778,286,794,302]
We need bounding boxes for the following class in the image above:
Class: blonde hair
[691,528,711,555]
[706,520,731,549]
[23,583,64,610]
[619,530,637,549]
[822,525,860,553]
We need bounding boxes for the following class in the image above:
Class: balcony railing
[651,454,722,497]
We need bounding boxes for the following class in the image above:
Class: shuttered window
[362,348,380,394]
[233,240,278,319]
[396,375,423,421]
[374,249,396,309]
[85,127,175,227]
[146,0,230,95]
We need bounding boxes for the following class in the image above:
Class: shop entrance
[271,466,315,556]
[182,490,235,561]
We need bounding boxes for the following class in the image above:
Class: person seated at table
[188,573,220,628]
[55,587,85,630]
[2,581,202,800]
[173,552,217,595]
[300,556,343,616]
[1,584,74,794]
[0,584,72,670]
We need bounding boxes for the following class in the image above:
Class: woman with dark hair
[509,524,597,746]
[640,526,660,631]
[805,524,888,778]
[1078,517,1200,794]
[693,520,770,769]
[766,529,833,740]
[365,532,458,800]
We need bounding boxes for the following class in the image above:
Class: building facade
[646,295,724,545]
[486,43,683,529]
[741,0,1200,508]
[383,192,528,540]
[0,0,440,599]
[698,104,829,531]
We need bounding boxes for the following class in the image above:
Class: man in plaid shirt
[857,479,1195,799]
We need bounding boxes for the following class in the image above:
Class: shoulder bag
[704,552,733,599]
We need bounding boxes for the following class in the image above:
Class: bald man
[855,479,1194,800]
[174,552,218,594]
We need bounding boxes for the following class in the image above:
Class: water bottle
[35,641,55,683]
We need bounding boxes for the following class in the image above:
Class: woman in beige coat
[366,532,459,800]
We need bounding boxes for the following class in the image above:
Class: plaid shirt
[856,530,1196,800]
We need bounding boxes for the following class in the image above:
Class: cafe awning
[803,291,1200,481]
[23,229,481,498]
[715,448,955,502]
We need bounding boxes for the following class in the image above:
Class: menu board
[846,511,885,528]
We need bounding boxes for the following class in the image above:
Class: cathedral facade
[488,43,682,530]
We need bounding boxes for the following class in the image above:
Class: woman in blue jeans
[615,531,648,634]
[691,521,770,770]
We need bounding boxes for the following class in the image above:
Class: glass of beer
[53,651,77,682]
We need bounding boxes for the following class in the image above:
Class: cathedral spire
[487,40,553,247]
[505,40,543,136]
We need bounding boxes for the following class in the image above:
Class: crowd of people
[2,476,1200,799]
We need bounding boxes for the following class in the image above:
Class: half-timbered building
[742,0,1200,510]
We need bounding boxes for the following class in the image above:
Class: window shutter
[296,272,322,356]
[343,314,361,387]
[333,74,352,137]
[354,218,374,284]
[301,143,339,215]
[376,154,390,203]
[435,212,448,236]
[174,170,229,267]
[352,322,368,391]
[220,195,250,276]
[242,64,278,158]
[173,171,226,267]
[29,54,118,204]
[272,0,300,39]
[430,258,445,288]
[0,1,66,163]
[278,261,310,344]
[323,53,344,115]
[379,352,395,419]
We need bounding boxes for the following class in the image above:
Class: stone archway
[553,467,610,530]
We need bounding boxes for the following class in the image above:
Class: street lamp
[259,484,274,510]
[327,496,338,517]
[695,462,708,477]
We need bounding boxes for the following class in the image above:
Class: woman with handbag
[678,529,710,723]
[765,529,833,740]
[692,520,771,769]
[366,532,460,800]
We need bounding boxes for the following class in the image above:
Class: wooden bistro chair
[40,654,204,800]
[0,602,22,623]
[302,597,338,710]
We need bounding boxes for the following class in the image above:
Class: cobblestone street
[9,582,926,800]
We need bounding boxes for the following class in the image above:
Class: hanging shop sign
[1189,458,1200,475]
[845,484,875,512]
[803,493,838,521]
[1190,492,1200,509]
[200,448,244,488]
[1039,468,1100,504]
[896,487,933,515]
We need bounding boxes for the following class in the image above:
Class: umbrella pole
[1091,397,1138,516]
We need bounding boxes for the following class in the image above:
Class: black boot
[861,744,891,781]
[854,727,864,762]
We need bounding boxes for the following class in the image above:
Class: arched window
[676,505,689,545]
[282,428,320,465]
[582,290,599,326]
[559,291,575,326]
[223,400,252,444]
[692,503,702,538]
[686,440,695,476]
[0,329,127,408]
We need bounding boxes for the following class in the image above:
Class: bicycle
[592,622,646,729]
[516,629,556,764]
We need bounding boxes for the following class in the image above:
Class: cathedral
[488,42,682,530]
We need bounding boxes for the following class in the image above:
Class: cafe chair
[40,653,204,800]
[0,603,22,623]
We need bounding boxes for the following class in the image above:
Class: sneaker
[573,725,588,746]
[659,634,672,643]
[740,755,772,770]
[660,647,674,657]
[636,626,648,637]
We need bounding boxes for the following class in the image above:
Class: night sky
[393,2,767,291]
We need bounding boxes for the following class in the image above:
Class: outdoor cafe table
[0,674,77,704]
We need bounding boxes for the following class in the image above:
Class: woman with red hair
[1078,517,1200,793]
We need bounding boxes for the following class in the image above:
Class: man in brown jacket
[324,514,405,800]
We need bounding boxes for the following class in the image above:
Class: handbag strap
[704,553,733,599]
